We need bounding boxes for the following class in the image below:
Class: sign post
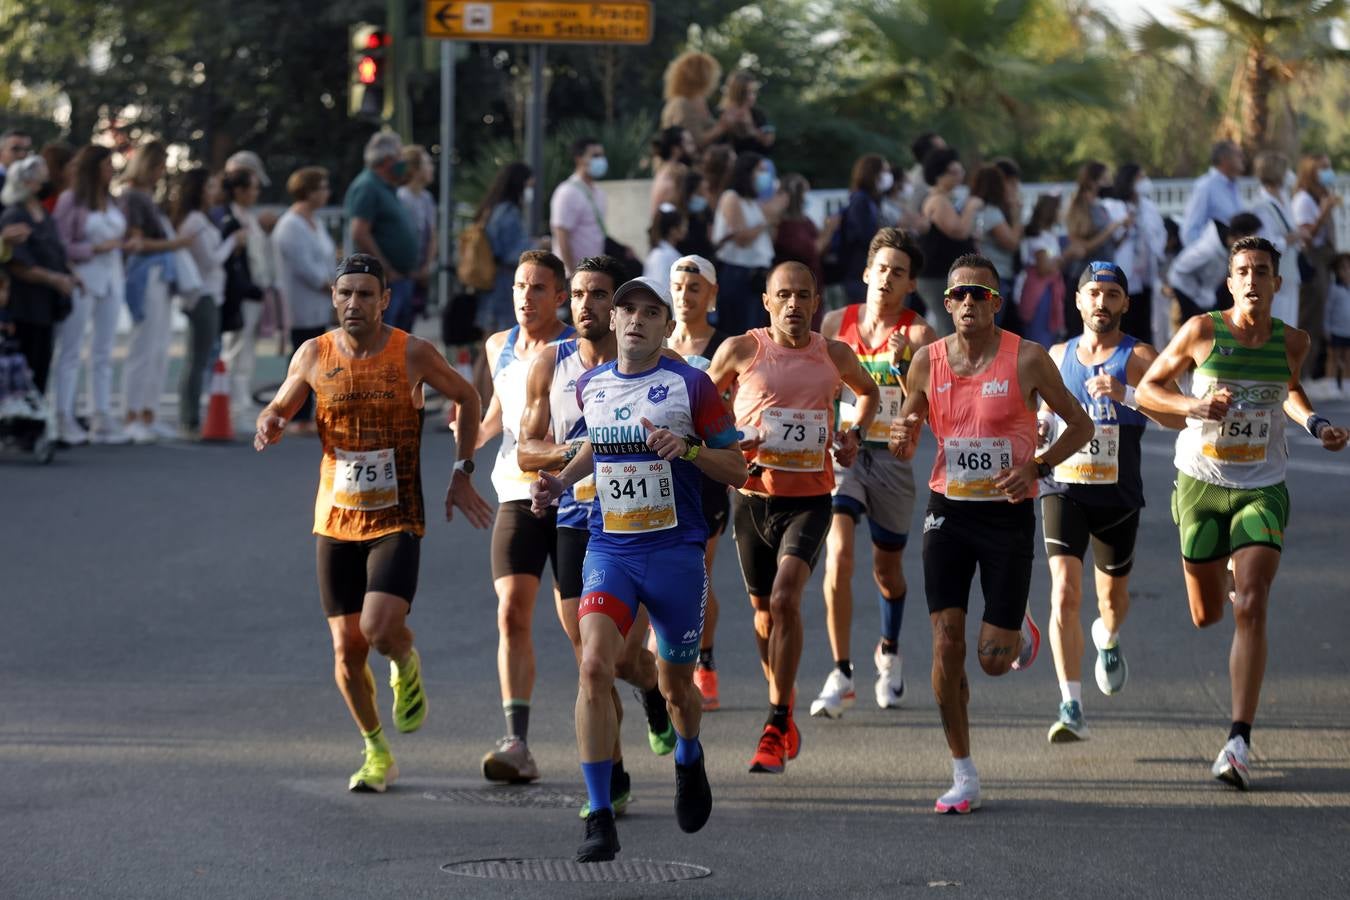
[438,40,455,316]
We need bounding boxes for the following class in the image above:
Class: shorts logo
[923,513,945,533]
[584,569,604,589]
[981,379,1009,398]
[648,384,669,404]
[681,629,699,641]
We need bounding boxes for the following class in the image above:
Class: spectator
[1250,152,1302,326]
[474,161,534,334]
[274,166,337,433]
[1014,193,1066,347]
[219,168,268,418]
[905,131,945,217]
[222,150,277,231]
[1325,254,1350,398]
[716,70,775,157]
[38,142,76,214]
[644,203,685,281]
[659,51,728,152]
[773,173,831,329]
[0,156,74,394]
[1109,164,1167,342]
[120,139,189,443]
[917,146,980,335]
[1166,212,1262,323]
[1293,152,1342,388]
[879,159,925,232]
[0,129,33,209]
[970,163,1022,304]
[677,170,716,261]
[837,153,891,303]
[1180,140,1246,247]
[649,126,695,215]
[550,136,610,276]
[170,168,239,440]
[397,144,437,323]
[51,145,132,445]
[346,131,419,331]
[712,151,776,334]
[1064,161,1127,334]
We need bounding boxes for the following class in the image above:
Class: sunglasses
[944,284,1000,303]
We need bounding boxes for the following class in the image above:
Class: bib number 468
[955,451,994,471]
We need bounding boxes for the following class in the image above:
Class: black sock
[1229,721,1252,744]
[836,659,853,679]
[611,758,627,789]
[879,638,899,656]
[504,702,529,741]
[643,686,670,733]
[697,647,716,670]
[767,704,790,731]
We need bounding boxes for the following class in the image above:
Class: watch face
[457,459,475,474]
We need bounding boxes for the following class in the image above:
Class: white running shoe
[1091,617,1128,695]
[934,777,981,814]
[808,669,856,719]
[1212,736,1251,790]
[873,643,905,708]
[125,421,157,444]
[481,735,540,783]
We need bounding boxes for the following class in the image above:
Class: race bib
[839,385,904,444]
[1054,423,1120,484]
[1201,409,1270,463]
[757,407,829,471]
[597,460,677,533]
[943,437,1012,501]
[333,448,398,511]
[573,474,597,503]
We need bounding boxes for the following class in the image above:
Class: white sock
[952,756,977,781]
[1059,680,1082,705]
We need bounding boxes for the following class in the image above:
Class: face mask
[687,194,709,215]
[1135,177,1154,198]
[1319,167,1336,187]
[1283,169,1298,192]
[522,186,534,208]
[587,156,609,179]
[877,171,895,194]
[754,170,774,197]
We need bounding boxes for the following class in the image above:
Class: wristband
[1121,384,1138,410]
[1305,414,1331,439]
[680,442,701,462]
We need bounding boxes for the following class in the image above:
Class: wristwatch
[680,443,701,462]
[1033,455,1052,479]
[453,458,475,475]
[848,425,863,442]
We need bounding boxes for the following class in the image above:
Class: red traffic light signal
[357,55,379,84]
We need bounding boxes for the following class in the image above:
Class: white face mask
[522,186,534,208]
[877,171,895,194]
[1135,177,1154,199]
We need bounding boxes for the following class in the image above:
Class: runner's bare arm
[1126,343,1187,429]
[705,333,757,394]
[828,338,881,435]
[254,339,318,451]
[1027,343,1094,467]
[819,307,845,341]
[1280,327,1349,450]
[473,329,509,446]
[639,416,748,488]
[1137,315,1229,421]
[888,345,931,460]
[530,439,595,516]
[409,337,494,528]
[516,350,570,472]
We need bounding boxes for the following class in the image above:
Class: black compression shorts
[702,477,731,538]
[1041,493,1139,576]
[921,492,1034,632]
[316,531,421,618]
[732,492,833,597]
[490,500,559,582]
[555,525,590,600]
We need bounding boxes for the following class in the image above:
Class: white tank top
[714,192,774,268]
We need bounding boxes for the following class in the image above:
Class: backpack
[456,221,496,292]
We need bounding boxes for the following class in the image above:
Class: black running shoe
[576,808,621,863]
[674,752,713,833]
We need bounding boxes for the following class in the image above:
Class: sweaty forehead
[949,267,997,289]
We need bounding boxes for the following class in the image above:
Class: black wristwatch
[1034,455,1052,479]
[453,458,475,475]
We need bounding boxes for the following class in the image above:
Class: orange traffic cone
[201,359,234,441]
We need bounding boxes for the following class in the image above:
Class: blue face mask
[1319,167,1336,187]
[587,156,609,180]
[687,194,709,215]
[755,170,774,198]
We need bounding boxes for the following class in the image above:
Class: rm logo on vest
[981,379,1009,398]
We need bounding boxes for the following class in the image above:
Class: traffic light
[349,24,389,121]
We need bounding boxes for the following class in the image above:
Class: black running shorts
[702,476,731,538]
[1041,493,1140,576]
[555,525,591,600]
[921,492,1034,632]
[490,500,559,582]
[732,492,833,597]
[316,531,421,618]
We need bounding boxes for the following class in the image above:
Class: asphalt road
[4,393,1349,898]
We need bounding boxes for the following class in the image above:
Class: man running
[889,253,1093,814]
[707,261,880,773]
[476,249,574,783]
[254,253,493,792]
[530,275,746,862]
[812,227,938,719]
[1039,262,1185,742]
[1137,236,1347,789]
[516,256,675,818]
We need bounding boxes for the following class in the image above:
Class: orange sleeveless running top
[927,330,1038,499]
[732,328,840,497]
[313,328,425,539]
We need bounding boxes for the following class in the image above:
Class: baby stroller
[0,334,54,463]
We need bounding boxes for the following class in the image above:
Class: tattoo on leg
[977,640,1011,658]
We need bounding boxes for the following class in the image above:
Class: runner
[529,275,746,862]
[812,227,938,719]
[253,253,494,792]
[888,253,1093,813]
[667,254,731,710]
[516,255,676,819]
[707,261,880,773]
[1137,236,1347,789]
[1039,262,1185,743]
[476,249,574,783]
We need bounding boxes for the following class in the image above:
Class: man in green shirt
[345,132,419,332]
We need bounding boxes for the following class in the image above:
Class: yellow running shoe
[349,746,399,793]
[389,649,427,734]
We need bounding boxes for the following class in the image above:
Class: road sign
[425,1,652,45]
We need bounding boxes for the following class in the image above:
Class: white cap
[670,254,716,285]
[226,150,270,187]
[612,275,674,314]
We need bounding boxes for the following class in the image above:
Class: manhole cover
[422,787,584,809]
[442,857,711,883]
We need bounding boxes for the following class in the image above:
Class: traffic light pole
[525,45,546,236]
[387,0,412,140]
[438,40,455,313]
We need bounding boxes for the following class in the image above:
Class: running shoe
[481,735,540,783]
[1212,736,1251,790]
[576,808,621,863]
[693,667,720,711]
[636,687,676,755]
[1091,617,1128,695]
[874,643,906,709]
[1011,610,1041,671]
[785,715,801,760]
[349,746,398,793]
[809,669,856,719]
[934,778,981,814]
[389,649,427,733]
[1047,700,1089,743]
[674,750,713,833]
[748,724,787,774]
[580,767,632,819]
